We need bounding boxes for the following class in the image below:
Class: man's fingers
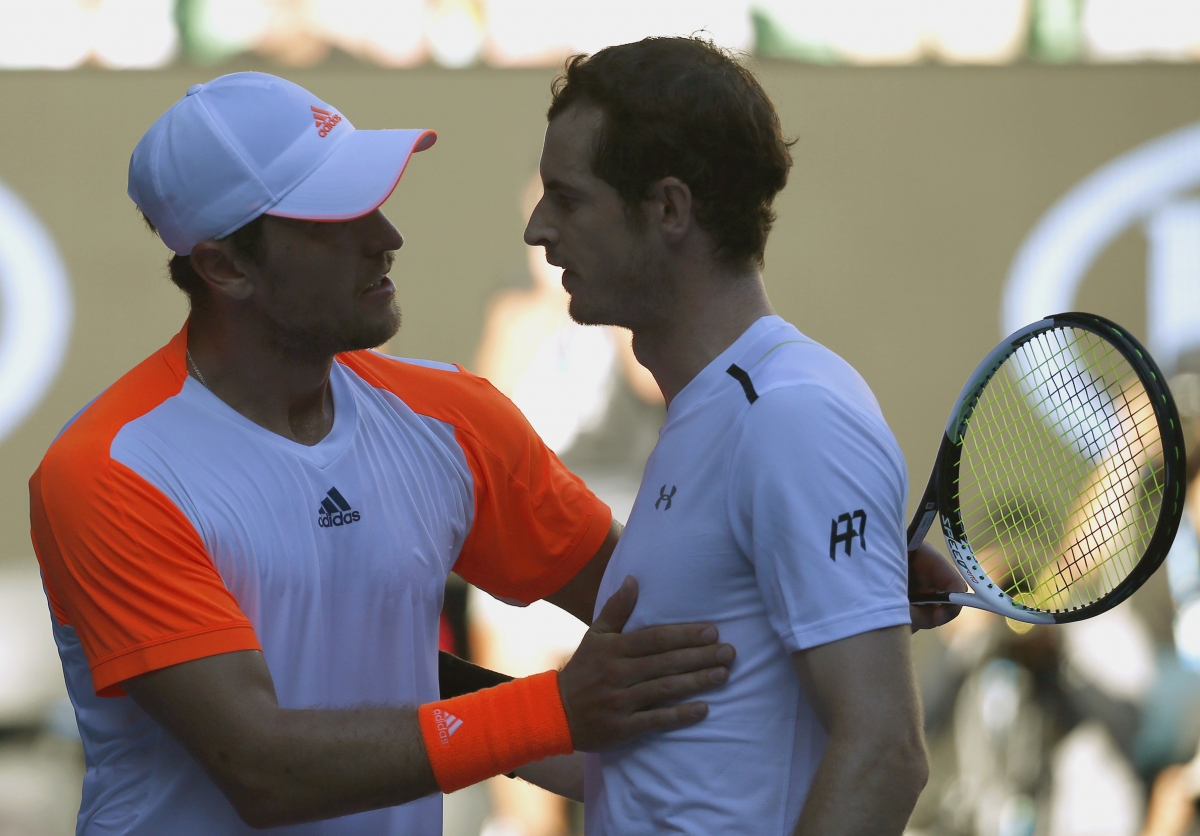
[560,602,735,751]
[909,542,967,595]
[622,644,736,684]
[621,702,710,739]
[592,576,639,635]
[624,667,730,709]
[910,603,965,631]
[936,604,963,625]
[619,622,721,658]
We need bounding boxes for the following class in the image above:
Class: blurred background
[4,1,1200,834]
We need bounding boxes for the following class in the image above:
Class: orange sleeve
[339,352,612,604]
[31,460,260,697]
[451,398,612,604]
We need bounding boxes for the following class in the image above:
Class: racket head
[935,312,1186,624]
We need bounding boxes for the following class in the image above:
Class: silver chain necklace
[186,349,210,390]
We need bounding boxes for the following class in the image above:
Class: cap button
[186,83,204,96]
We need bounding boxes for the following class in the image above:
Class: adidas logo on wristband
[433,708,463,744]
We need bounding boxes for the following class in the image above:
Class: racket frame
[908,312,1186,625]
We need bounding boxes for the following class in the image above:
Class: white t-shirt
[30,326,611,836]
[585,316,910,835]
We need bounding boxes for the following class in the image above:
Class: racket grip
[907,507,937,552]
[909,592,952,604]
[907,457,943,551]
[910,592,974,606]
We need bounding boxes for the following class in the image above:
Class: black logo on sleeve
[829,510,867,560]
[318,487,361,528]
[655,485,677,510]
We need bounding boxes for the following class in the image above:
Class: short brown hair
[548,37,794,267]
[137,209,267,307]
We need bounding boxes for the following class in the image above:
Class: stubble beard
[264,299,402,364]
[565,252,672,332]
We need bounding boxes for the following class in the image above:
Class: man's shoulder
[339,350,490,418]
[734,325,882,422]
[39,335,188,487]
[338,350,536,453]
[729,328,903,476]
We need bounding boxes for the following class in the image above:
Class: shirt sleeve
[30,457,260,698]
[727,383,911,653]
[448,375,612,605]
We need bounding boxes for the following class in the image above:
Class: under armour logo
[655,485,677,510]
[829,510,867,560]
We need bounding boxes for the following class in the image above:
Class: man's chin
[347,307,402,353]
[269,306,402,361]
[567,296,621,328]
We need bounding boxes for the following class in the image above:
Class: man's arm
[125,649,435,828]
[789,625,928,836]
[544,518,621,624]
[124,576,732,828]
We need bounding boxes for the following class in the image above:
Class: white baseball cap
[128,72,436,255]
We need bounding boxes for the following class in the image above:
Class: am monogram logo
[829,509,867,560]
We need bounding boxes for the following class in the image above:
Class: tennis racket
[908,312,1186,624]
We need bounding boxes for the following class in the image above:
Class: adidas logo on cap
[317,487,361,528]
[433,708,463,745]
[311,105,342,138]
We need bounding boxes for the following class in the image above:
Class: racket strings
[1011,332,1159,605]
[959,336,1108,571]
[997,340,1155,606]
[955,326,1165,613]
[979,338,1156,606]
[1047,337,1163,596]
[1001,336,1153,599]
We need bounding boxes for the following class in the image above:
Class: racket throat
[911,592,1053,623]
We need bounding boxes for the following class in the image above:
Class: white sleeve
[727,383,911,653]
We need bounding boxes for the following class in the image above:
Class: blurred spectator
[473,174,662,454]
[1138,764,1195,836]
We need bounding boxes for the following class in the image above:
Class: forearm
[126,653,440,827]
[791,731,927,836]
[126,585,734,829]
[196,704,437,828]
[513,753,585,802]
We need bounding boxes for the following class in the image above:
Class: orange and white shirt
[30,326,611,836]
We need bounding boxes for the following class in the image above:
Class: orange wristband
[418,669,574,793]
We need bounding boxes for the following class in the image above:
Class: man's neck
[631,264,774,406]
[185,308,337,446]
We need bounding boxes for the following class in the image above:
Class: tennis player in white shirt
[524,37,964,835]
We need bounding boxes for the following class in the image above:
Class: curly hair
[548,37,794,268]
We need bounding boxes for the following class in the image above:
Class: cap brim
[266,128,436,221]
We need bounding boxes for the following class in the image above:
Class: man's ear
[648,177,692,245]
[190,240,256,301]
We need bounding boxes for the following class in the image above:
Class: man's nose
[360,210,403,254]
[523,198,557,247]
